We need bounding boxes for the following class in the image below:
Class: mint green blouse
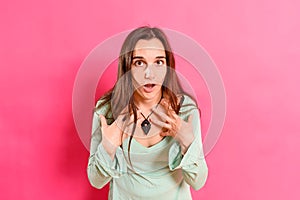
[87,95,208,200]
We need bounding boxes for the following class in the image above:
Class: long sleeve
[87,102,127,189]
[168,102,208,190]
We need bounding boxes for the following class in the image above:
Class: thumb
[99,114,107,127]
[187,115,193,124]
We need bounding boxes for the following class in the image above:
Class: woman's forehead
[134,38,165,51]
[133,38,165,57]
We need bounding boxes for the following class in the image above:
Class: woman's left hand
[151,99,195,154]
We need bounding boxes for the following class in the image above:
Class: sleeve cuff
[94,143,127,178]
[168,138,202,171]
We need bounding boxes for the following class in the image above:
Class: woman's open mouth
[143,83,156,93]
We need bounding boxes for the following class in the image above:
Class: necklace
[140,111,153,135]
[139,95,163,135]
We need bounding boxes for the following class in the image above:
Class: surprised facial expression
[131,38,167,101]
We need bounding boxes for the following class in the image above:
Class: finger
[187,115,193,123]
[150,118,173,130]
[160,98,178,112]
[99,114,107,127]
[160,99,170,110]
[152,107,176,124]
[160,131,169,136]
[160,100,176,118]
[169,110,179,121]
[160,130,175,137]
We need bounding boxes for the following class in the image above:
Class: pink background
[1,0,299,199]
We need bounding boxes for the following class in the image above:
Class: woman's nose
[144,65,154,79]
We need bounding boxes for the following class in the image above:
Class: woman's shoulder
[178,94,199,117]
[180,94,198,107]
[94,98,111,116]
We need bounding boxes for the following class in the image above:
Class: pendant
[141,119,151,135]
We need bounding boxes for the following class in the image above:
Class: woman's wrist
[176,133,194,155]
[101,135,118,160]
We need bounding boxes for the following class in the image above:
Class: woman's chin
[136,85,162,101]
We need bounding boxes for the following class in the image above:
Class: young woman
[87,26,208,200]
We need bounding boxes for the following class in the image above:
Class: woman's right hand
[99,114,125,147]
[98,111,142,159]
[99,114,128,159]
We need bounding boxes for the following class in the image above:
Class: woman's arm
[87,104,127,189]
[150,96,208,190]
[163,96,208,190]
[168,104,208,190]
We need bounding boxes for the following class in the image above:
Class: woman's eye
[155,60,165,66]
[134,60,144,67]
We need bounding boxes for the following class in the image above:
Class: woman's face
[131,38,167,102]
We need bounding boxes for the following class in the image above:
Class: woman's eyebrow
[132,56,144,59]
[156,56,166,59]
[132,56,166,59]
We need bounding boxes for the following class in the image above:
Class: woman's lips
[143,84,156,93]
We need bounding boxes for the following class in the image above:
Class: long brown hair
[94,26,196,167]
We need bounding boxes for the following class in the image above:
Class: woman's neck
[133,92,163,111]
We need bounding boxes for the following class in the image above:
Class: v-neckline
[132,136,170,151]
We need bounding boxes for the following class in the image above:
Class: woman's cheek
[155,67,167,85]
[131,68,144,87]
